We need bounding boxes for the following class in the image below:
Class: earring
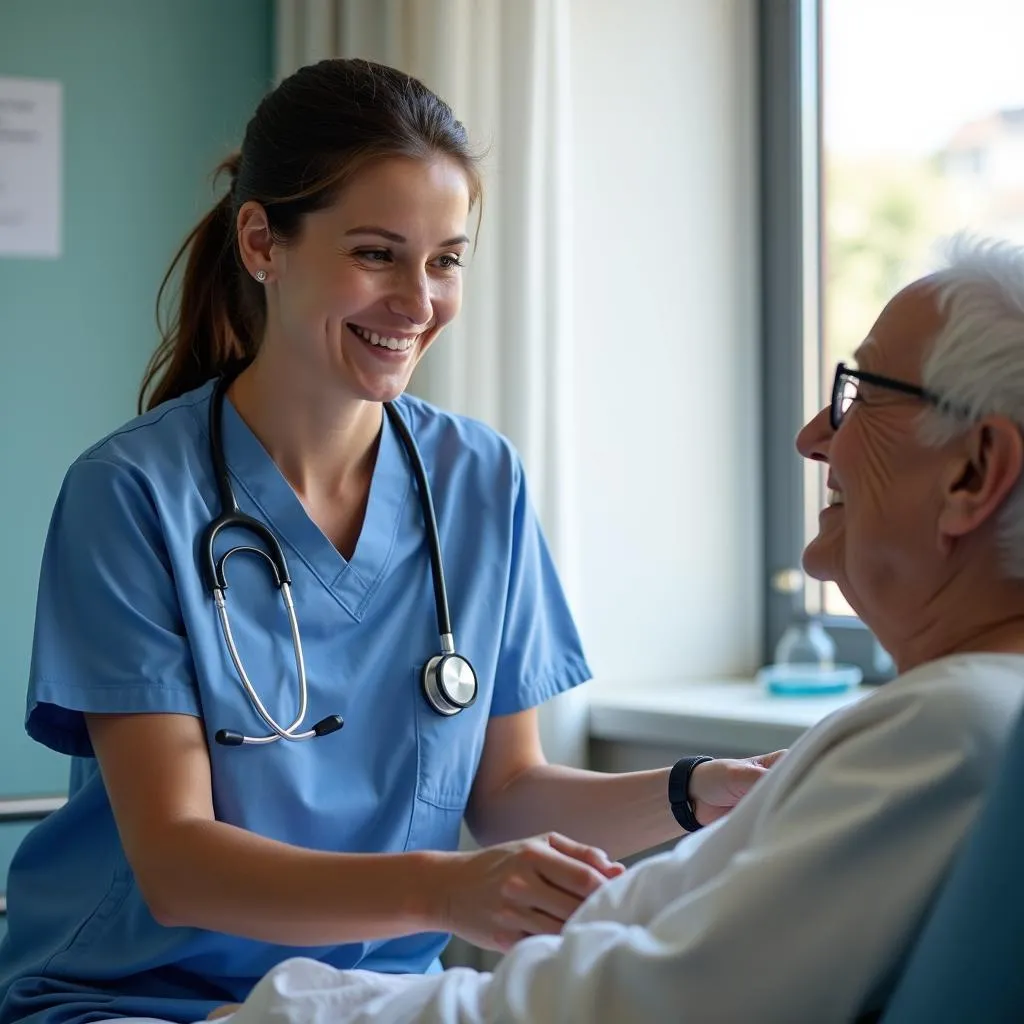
[255,269,267,282]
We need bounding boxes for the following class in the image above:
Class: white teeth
[352,325,415,352]
[827,489,844,506]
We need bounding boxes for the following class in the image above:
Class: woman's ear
[236,201,275,283]
[938,416,1023,539]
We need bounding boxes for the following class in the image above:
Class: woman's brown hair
[138,58,483,413]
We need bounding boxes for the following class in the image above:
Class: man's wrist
[668,755,713,832]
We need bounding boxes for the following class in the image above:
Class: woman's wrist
[407,849,462,933]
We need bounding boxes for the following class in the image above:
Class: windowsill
[587,677,873,753]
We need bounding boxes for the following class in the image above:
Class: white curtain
[275,0,589,966]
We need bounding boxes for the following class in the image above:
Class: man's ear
[938,415,1023,540]
[237,201,276,282]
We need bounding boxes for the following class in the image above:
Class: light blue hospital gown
[0,380,591,1024]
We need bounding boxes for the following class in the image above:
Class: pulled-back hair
[139,58,482,413]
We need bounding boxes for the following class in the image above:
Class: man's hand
[689,750,786,826]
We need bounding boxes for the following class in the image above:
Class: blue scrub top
[0,381,591,1024]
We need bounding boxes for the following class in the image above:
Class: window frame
[758,0,894,683]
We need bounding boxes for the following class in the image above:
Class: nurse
[0,58,779,1024]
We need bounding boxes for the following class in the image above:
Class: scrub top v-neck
[218,388,410,619]
[0,379,591,1024]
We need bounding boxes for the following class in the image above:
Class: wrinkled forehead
[851,279,946,381]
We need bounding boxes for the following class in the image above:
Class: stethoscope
[201,369,478,746]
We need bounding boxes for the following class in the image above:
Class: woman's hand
[689,750,787,827]
[435,832,625,952]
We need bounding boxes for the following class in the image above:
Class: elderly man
[210,236,1024,1024]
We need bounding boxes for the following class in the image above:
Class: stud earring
[255,270,267,282]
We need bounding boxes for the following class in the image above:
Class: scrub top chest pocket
[408,663,487,851]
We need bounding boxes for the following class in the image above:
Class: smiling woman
[226,156,473,416]
[139,61,483,417]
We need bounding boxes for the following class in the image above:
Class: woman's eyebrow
[344,226,470,247]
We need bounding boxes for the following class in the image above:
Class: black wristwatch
[668,755,713,832]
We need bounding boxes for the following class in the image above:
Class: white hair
[918,234,1024,577]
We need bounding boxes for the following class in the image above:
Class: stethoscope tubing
[200,367,477,745]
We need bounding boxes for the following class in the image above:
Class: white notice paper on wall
[0,77,62,258]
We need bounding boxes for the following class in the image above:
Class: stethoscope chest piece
[422,652,478,716]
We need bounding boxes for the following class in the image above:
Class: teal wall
[0,1,272,814]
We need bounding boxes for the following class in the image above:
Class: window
[761,0,1024,677]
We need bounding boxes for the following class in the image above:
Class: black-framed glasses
[830,362,943,431]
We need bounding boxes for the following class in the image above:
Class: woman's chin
[342,347,423,404]
[341,362,415,404]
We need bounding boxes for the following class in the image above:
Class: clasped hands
[439,750,786,952]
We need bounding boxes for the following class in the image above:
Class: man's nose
[795,404,832,463]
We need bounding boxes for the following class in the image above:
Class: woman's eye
[435,253,466,270]
[357,249,392,263]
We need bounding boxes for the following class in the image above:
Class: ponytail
[138,153,261,413]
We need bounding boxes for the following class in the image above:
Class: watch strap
[668,755,713,832]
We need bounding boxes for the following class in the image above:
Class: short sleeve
[488,457,591,715]
[27,457,202,758]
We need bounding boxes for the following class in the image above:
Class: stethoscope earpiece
[204,370,475,747]
[311,714,346,736]
[213,713,344,747]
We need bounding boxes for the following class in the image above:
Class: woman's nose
[795,404,832,463]
[388,269,432,326]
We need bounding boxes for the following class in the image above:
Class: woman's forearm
[143,818,451,945]
[469,764,682,860]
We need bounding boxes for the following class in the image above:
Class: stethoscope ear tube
[204,518,291,592]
